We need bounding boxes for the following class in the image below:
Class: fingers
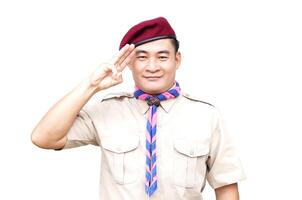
[90,63,111,85]
[110,44,129,64]
[91,44,135,87]
[119,49,135,71]
[111,71,123,85]
[110,44,132,65]
[115,44,135,66]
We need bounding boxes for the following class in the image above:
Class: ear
[175,52,181,69]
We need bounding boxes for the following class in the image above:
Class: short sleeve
[206,109,246,189]
[62,107,99,149]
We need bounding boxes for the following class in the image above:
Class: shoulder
[100,92,134,102]
[84,92,134,116]
[181,92,214,107]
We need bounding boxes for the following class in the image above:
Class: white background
[1,0,301,199]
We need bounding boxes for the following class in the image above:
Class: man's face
[129,39,181,94]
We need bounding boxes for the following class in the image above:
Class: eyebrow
[135,50,170,55]
[135,50,148,55]
[157,50,170,55]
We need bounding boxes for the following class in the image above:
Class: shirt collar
[161,97,179,113]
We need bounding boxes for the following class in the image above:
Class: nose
[146,58,160,72]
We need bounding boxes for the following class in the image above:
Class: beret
[119,17,177,50]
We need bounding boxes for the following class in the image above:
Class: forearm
[31,44,135,149]
[215,183,239,200]
[31,78,98,149]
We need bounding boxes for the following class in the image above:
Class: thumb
[90,63,112,85]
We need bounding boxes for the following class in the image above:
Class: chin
[136,78,173,94]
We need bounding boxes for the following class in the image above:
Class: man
[32,17,245,200]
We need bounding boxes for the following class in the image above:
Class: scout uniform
[62,17,246,199]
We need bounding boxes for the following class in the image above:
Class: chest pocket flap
[174,139,209,158]
[101,135,140,153]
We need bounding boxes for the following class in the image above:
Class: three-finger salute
[90,44,135,91]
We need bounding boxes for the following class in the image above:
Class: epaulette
[182,92,214,107]
[101,92,134,102]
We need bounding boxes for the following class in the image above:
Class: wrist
[78,77,100,97]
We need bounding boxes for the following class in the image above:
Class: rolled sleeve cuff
[207,165,247,189]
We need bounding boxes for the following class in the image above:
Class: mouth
[144,76,162,81]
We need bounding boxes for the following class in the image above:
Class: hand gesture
[90,44,135,91]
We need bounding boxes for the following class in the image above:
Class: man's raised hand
[90,44,135,91]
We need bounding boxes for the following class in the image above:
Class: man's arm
[31,44,135,149]
[31,79,98,149]
[215,183,239,200]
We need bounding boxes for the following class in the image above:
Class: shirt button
[190,150,194,156]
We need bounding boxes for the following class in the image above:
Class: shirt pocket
[173,139,209,188]
[101,135,140,184]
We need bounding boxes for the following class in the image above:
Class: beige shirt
[63,92,246,200]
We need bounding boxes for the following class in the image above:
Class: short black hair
[170,38,180,53]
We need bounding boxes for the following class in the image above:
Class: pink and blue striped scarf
[134,82,181,197]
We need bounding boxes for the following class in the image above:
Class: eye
[137,56,147,61]
[159,56,168,61]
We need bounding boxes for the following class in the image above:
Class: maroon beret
[119,17,177,50]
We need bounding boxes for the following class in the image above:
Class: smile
[144,76,162,81]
